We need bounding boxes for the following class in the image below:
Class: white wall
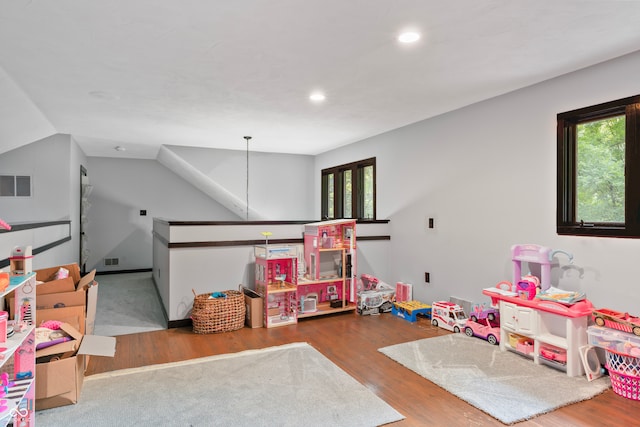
[0,66,56,156]
[153,220,391,321]
[315,49,640,313]
[85,157,240,272]
[0,134,77,267]
[166,146,316,220]
[1,139,316,273]
[0,134,70,223]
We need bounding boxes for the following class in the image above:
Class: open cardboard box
[35,322,116,410]
[9,263,99,335]
[36,305,86,334]
[35,263,85,295]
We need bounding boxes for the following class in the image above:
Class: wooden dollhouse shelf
[298,302,356,319]
[265,315,296,327]
[255,219,357,327]
[265,282,297,293]
[298,277,343,285]
[0,378,34,426]
[0,325,35,361]
[0,273,35,425]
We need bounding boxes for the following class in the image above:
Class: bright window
[321,158,376,220]
[557,95,640,237]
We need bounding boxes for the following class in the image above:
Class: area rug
[37,342,404,427]
[378,334,610,425]
[93,272,166,336]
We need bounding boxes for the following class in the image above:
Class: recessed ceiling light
[114,146,126,151]
[309,92,326,102]
[398,31,421,43]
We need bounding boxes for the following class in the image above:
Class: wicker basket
[191,289,246,334]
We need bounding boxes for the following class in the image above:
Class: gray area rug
[93,272,166,336]
[379,334,610,425]
[36,342,404,427]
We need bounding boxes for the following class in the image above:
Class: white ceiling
[1,1,640,159]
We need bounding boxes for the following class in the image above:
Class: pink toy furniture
[511,244,572,292]
[395,282,412,303]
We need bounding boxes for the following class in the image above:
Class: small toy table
[392,301,431,322]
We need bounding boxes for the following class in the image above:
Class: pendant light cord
[244,136,252,221]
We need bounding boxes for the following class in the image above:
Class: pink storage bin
[516,340,533,354]
[606,350,640,400]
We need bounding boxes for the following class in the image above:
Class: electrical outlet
[425,272,430,283]
[425,215,436,231]
[140,209,147,216]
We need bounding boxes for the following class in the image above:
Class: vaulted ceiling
[1,1,640,159]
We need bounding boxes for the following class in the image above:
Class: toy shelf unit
[0,273,36,427]
[299,219,356,318]
[254,245,298,328]
[484,289,592,377]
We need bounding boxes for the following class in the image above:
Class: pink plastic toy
[464,318,500,345]
[593,308,640,336]
[540,344,567,364]
[511,244,572,292]
[469,303,499,322]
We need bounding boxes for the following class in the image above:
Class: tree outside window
[557,95,640,237]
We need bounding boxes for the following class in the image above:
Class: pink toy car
[469,304,499,323]
[540,344,567,364]
[464,318,500,345]
[592,308,640,336]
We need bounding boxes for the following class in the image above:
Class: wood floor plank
[86,313,637,426]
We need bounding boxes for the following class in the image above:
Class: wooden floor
[87,313,638,426]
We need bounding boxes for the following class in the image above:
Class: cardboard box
[35,323,116,410]
[37,305,86,334]
[16,264,99,334]
[243,287,264,328]
[36,291,86,310]
[35,276,75,295]
[35,263,82,295]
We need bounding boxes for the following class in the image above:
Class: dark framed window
[557,94,640,237]
[321,158,376,220]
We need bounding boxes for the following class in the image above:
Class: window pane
[322,157,375,221]
[0,176,15,196]
[16,176,31,197]
[343,170,352,218]
[362,165,374,219]
[327,173,334,219]
[576,115,625,223]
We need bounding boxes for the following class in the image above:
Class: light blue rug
[37,342,404,427]
[379,334,610,425]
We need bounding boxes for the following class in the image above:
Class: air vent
[0,175,31,197]
[104,257,119,266]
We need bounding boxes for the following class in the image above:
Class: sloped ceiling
[1,1,640,159]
